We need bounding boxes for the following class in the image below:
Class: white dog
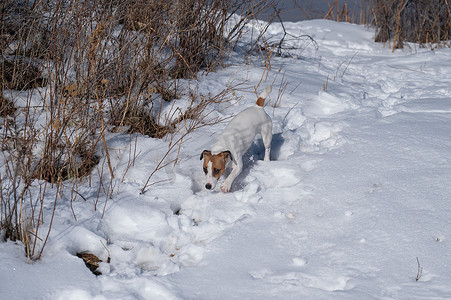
[200,86,272,192]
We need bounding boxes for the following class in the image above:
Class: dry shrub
[1,97,42,258]
[33,139,100,183]
[111,102,172,139]
[372,0,451,47]
[321,1,450,48]
[0,94,15,116]
[118,0,170,32]
[105,0,270,137]
[324,1,352,22]
[0,59,47,90]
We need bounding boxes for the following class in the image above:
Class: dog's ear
[221,150,233,162]
[200,150,211,160]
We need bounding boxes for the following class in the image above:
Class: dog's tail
[256,86,272,107]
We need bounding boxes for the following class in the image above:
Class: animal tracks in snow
[280,92,350,157]
[249,161,302,189]
[250,265,351,292]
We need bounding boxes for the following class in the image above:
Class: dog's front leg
[264,147,271,162]
[220,160,242,193]
[261,122,272,162]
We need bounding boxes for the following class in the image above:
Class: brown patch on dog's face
[200,150,230,180]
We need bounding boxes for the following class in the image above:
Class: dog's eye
[203,167,208,174]
[213,168,220,175]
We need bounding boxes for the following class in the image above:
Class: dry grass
[77,252,103,276]
[1,59,47,90]
[111,102,173,138]
[0,93,15,116]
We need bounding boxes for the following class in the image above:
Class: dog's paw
[220,182,231,193]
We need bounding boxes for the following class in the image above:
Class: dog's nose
[205,183,212,190]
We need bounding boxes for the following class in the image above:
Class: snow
[2,19,451,299]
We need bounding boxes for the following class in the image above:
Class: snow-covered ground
[2,19,451,299]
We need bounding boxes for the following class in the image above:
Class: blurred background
[258,0,364,22]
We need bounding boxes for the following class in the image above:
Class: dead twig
[415,257,423,282]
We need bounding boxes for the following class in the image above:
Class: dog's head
[200,150,232,190]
